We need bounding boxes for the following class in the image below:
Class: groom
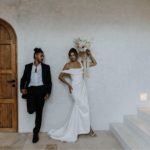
[20,48,52,143]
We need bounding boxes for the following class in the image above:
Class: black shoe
[32,133,39,143]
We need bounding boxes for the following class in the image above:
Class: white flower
[74,38,91,52]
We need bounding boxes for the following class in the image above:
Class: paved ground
[0,131,123,150]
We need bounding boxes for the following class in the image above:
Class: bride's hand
[68,85,73,93]
[86,49,92,56]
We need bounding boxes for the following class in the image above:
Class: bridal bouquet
[73,38,92,78]
[73,38,91,52]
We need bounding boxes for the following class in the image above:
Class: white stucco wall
[0,0,150,132]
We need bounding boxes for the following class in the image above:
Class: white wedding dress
[47,64,90,142]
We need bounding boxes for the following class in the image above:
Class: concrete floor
[0,131,123,150]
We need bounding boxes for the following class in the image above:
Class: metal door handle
[7,80,15,83]
[12,84,15,87]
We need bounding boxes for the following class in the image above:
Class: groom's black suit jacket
[20,63,52,98]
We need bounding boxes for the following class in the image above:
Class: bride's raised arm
[86,49,97,67]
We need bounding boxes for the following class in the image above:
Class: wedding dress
[48,64,90,142]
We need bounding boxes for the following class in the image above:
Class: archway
[0,19,17,132]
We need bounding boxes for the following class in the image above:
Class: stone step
[138,107,150,124]
[124,115,150,145]
[110,123,149,150]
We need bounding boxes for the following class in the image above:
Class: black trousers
[27,85,46,134]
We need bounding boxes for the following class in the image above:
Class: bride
[48,48,97,142]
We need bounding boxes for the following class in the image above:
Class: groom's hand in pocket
[44,94,49,100]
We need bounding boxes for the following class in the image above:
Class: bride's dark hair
[68,48,78,58]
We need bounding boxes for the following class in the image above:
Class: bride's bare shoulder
[63,62,70,70]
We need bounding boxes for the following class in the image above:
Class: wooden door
[0,19,17,132]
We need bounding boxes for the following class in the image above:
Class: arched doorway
[0,19,17,132]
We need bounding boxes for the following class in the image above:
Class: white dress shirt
[29,63,43,87]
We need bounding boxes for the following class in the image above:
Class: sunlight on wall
[140,93,148,102]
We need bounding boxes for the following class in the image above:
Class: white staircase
[110,107,150,150]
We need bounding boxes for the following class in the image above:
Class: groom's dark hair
[68,48,78,58]
[33,47,44,58]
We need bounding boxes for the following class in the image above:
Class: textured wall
[0,0,150,132]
